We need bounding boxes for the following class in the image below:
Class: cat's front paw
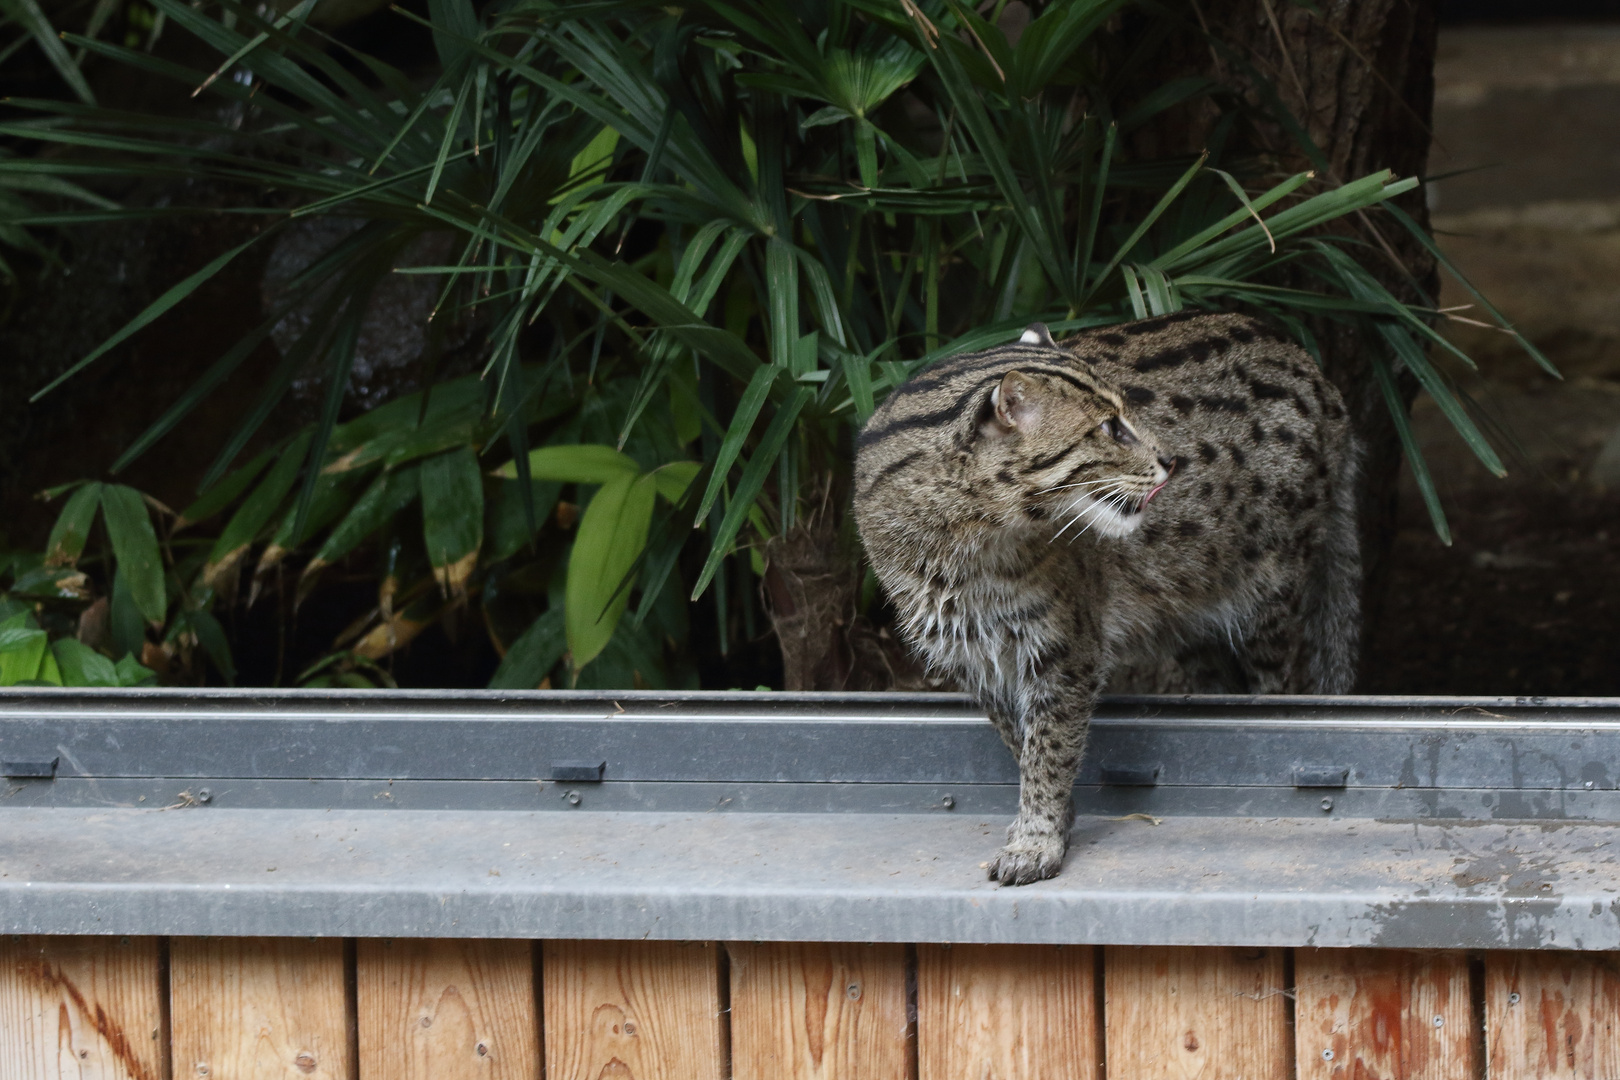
[986,834,1067,885]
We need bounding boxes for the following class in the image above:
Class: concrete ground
[1362,24,1620,694]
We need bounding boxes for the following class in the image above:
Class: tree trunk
[1132,0,1441,682]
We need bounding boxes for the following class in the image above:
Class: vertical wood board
[728,942,909,1080]
[356,938,539,1080]
[0,935,167,1080]
[170,937,350,1080]
[1105,945,1289,1080]
[1485,951,1620,1079]
[1294,949,1474,1079]
[542,939,723,1080]
[916,943,1097,1080]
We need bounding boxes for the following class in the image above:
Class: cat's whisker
[1052,485,1125,542]
[1033,477,1125,496]
[1059,487,1126,543]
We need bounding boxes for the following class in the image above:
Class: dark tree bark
[1130,0,1441,682]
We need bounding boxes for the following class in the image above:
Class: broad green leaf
[113,653,156,686]
[45,481,102,567]
[488,607,566,689]
[421,447,484,595]
[51,637,119,687]
[495,444,640,483]
[651,462,701,504]
[99,484,165,624]
[567,472,657,671]
[0,624,48,685]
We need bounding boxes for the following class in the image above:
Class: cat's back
[1063,311,1347,444]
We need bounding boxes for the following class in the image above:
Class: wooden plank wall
[5,937,1619,1078]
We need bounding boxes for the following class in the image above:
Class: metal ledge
[3,690,1619,947]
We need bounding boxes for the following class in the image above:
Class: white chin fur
[1059,494,1143,539]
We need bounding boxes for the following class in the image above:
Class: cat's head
[971,324,1173,539]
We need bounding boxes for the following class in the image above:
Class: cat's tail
[1305,429,1363,692]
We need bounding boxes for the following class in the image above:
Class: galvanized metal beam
[2,690,1618,947]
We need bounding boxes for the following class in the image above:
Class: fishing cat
[852,311,1360,885]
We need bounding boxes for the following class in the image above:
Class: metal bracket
[1100,762,1160,786]
[2,756,59,779]
[551,760,606,783]
[1294,765,1350,789]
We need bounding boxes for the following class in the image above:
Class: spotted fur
[853,312,1360,885]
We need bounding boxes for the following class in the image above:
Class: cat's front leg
[986,678,1097,886]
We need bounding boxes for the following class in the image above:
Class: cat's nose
[1157,454,1175,473]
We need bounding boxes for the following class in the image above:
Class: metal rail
[2,689,1618,947]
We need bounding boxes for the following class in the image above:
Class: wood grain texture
[356,939,539,1080]
[0,935,167,1080]
[1104,946,1289,1080]
[1485,951,1620,1079]
[170,937,350,1080]
[1294,949,1474,1079]
[729,942,909,1080]
[916,943,1098,1080]
[541,940,723,1080]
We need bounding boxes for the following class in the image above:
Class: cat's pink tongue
[1143,478,1170,505]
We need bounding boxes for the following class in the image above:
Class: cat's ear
[992,370,1040,431]
[1019,322,1057,348]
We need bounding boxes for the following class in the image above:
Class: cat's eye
[1101,418,1138,446]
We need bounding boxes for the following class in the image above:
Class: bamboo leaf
[45,481,102,566]
[30,230,270,402]
[695,365,779,523]
[305,465,421,574]
[205,431,310,580]
[99,484,166,624]
[1373,355,1450,545]
[0,0,96,104]
[176,447,275,528]
[691,386,812,600]
[421,446,484,597]
[488,607,566,689]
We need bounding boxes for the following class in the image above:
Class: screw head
[1433,1015,1444,1028]
[475,1042,488,1056]
[567,790,581,806]
[197,789,212,804]
[196,1065,210,1077]
[1322,1048,1334,1061]
[1585,780,1596,790]
[941,794,955,809]
[846,982,862,1001]
[1509,992,1521,1005]
[1320,796,1334,812]
[623,1021,637,1035]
